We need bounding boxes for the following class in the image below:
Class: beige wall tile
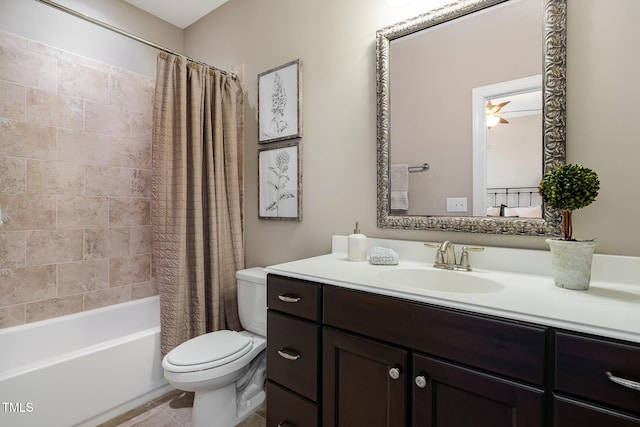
[0,31,27,49]
[58,60,110,103]
[109,67,155,115]
[84,286,131,311]
[0,80,26,120]
[110,136,152,169]
[131,111,152,141]
[0,119,57,160]
[57,196,109,228]
[0,32,155,327]
[85,166,131,197]
[0,304,25,328]
[109,197,150,226]
[26,88,84,130]
[25,39,111,74]
[85,101,131,137]
[132,280,158,300]
[26,294,83,323]
[109,254,151,287]
[57,129,110,166]
[0,231,25,269]
[0,43,56,91]
[26,229,83,266]
[26,160,84,195]
[57,259,109,296]
[0,195,56,230]
[0,264,56,306]
[132,169,151,197]
[0,156,26,194]
[131,225,152,255]
[84,227,130,259]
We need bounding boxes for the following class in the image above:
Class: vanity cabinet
[266,273,640,427]
[323,285,545,427]
[266,275,322,427]
[553,331,640,426]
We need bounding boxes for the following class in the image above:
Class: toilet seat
[165,330,253,373]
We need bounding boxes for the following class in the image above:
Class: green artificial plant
[538,164,600,240]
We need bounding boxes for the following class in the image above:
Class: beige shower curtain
[152,52,244,356]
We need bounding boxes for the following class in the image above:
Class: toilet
[162,267,267,427]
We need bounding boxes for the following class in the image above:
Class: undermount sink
[378,268,504,293]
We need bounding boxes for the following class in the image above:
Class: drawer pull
[606,371,640,391]
[389,367,401,380]
[278,294,301,303]
[277,348,301,361]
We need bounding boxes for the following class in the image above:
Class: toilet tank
[236,267,267,337]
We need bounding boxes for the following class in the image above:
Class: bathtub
[0,296,172,427]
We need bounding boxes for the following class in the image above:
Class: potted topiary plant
[538,164,600,290]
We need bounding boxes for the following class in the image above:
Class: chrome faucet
[424,242,484,271]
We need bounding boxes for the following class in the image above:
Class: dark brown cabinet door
[413,354,544,427]
[322,327,408,427]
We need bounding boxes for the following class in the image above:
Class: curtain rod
[34,0,236,79]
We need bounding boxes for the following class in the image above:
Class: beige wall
[185,0,640,266]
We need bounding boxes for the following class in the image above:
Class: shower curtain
[152,52,244,356]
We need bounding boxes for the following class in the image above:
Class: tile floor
[99,389,266,427]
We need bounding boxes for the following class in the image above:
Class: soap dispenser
[348,221,367,262]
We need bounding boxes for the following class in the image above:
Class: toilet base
[189,351,266,427]
[192,385,265,427]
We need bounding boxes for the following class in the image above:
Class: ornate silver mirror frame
[376,0,566,235]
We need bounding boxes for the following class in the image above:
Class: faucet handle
[456,246,484,271]
[424,242,447,267]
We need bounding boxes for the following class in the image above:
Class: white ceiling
[123,0,229,29]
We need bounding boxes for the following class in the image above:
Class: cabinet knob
[389,367,401,380]
[278,294,301,303]
[415,375,428,388]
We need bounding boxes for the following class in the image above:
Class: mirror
[376,0,566,235]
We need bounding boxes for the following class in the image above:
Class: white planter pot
[546,239,597,290]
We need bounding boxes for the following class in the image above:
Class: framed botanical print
[258,59,302,143]
[258,144,302,220]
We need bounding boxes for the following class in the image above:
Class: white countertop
[266,237,640,344]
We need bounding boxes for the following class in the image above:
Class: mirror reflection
[376,0,566,235]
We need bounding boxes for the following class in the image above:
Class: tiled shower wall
[0,30,157,329]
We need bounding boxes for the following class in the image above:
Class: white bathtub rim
[0,295,159,336]
[0,295,160,373]
[0,326,160,382]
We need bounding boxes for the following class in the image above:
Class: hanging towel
[390,164,409,211]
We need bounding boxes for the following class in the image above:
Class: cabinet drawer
[267,311,320,401]
[324,285,546,386]
[555,332,640,415]
[267,274,321,321]
[267,381,318,427]
[554,395,640,426]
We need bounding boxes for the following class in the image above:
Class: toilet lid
[166,330,252,369]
